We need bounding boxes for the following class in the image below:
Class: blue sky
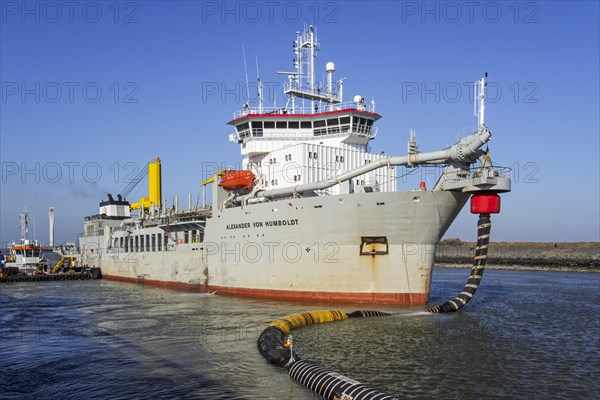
[1,0,599,245]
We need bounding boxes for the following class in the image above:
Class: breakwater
[436,241,599,271]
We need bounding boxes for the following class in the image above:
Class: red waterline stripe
[103,275,429,305]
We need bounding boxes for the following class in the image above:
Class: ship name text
[226,219,299,230]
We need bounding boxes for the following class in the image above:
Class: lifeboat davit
[219,170,255,191]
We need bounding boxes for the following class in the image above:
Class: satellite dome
[326,62,335,72]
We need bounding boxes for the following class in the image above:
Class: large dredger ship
[77,26,510,304]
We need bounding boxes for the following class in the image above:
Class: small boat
[219,170,255,191]
[1,208,50,275]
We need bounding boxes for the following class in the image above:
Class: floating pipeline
[256,214,492,399]
[257,310,400,399]
[258,310,348,367]
[289,360,398,400]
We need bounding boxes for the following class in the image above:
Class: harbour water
[1,268,598,399]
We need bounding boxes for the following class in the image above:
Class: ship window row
[237,116,372,138]
[308,153,344,162]
[112,230,203,252]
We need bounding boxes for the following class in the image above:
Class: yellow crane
[129,157,162,211]
[51,257,77,274]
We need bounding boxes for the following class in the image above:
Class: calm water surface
[1,268,599,399]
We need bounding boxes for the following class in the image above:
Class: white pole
[49,207,55,247]
[479,76,485,127]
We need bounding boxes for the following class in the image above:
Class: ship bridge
[229,105,380,152]
[225,25,396,196]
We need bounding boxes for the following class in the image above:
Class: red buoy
[219,170,255,191]
[470,191,501,214]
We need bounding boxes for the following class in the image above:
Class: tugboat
[2,208,50,275]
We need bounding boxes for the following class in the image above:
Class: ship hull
[80,191,468,305]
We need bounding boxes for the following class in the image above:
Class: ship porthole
[412,195,421,203]
[339,198,344,204]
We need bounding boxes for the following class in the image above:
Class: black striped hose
[256,214,492,399]
[288,359,399,400]
[257,310,401,399]
[427,213,491,313]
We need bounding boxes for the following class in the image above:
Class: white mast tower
[279,25,342,113]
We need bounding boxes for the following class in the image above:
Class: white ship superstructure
[77,26,510,304]
[232,26,393,196]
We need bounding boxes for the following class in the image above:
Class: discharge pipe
[427,191,499,313]
[257,125,491,200]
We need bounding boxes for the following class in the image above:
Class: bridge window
[264,121,275,129]
[339,116,351,133]
[237,122,250,138]
[327,118,340,134]
[251,121,263,137]
[314,119,326,136]
[276,121,287,129]
[301,121,312,129]
[289,121,299,129]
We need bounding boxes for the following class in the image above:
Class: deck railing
[233,100,375,119]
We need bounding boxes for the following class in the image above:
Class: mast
[278,25,341,112]
[474,73,488,127]
[20,208,29,243]
[256,54,264,113]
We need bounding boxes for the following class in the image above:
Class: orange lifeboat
[219,170,255,191]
